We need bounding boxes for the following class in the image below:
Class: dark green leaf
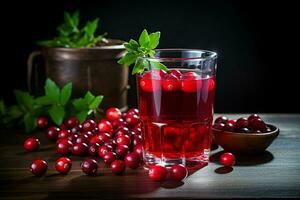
[149,50,155,58]
[84,91,95,105]
[24,113,36,133]
[14,90,34,112]
[89,95,103,109]
[132,58,149,75]
[7,105,23,119]
[83,18,99,38]
[45,79,60,103]
[149,60,169,72]
[72,11,80,27]
[139,29,150,47]
[73,98,88,110]
[76,110,88,123]
[0,100,6,115]
[35,96,53,105]
[118,53,138,66]
[148,32,160,49]
[49,105,65,125]
[60,82,72,105]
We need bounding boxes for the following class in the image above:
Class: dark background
[0,0,298,113]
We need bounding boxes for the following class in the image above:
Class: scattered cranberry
[55,157,72,174]
[181,72,202,93]
[220,152,236,167]
[71,143,88,156]
[98,119,113,133]
[124,153,140,169]
[56,139,73,155]
[148,165,167,181]
[133,144,143,158]
[58,129,70,139]
[98,132,111,143]
[88,143,100,156]
[30,160,48,177]
[81,159,98,176]
[46,126,60,141]
[162,74,180,91]
[23,137,40,152]
[36,116,48,129]
[170,164,188,182]
[82,119,97,132]
[110,160,126,175]
[98,144,113,158]
[213,123,225,130]
[125,114,140,127]
[103,152,117,165]
[214,116,228,124]
[106,107,122,121]
[227,119,237,126]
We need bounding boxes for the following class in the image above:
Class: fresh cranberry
[82,131,94,139]
[111,118,127,129]
[169,69,182,78]
[106,107,122,121]
[170,164,188,181]
[125,114,140,127]
[71,125,82,134]
[131,126,142,135]
[228,119,237,126]
[88,143,100,156]
[103,152,117,165]
[148,165,167,181]
[247,114,261,124]
[115,145,129,159]
[67,134,78,144]
[139,71,162,92]
[212,123,226,130]
[75,134,89,144]
[59,123,67,130]
[162,73,180,91]
[23,137,40,152]
[45,127,60,141]
[224,122,235,132]
[89,135,104,145]
[249,118,267,132]
[151,69,167,78]
[235,118,249,131]
[220,152,236,167]
[124,153,140,169]
[56,138,72,155]
[239,127,251,133]
[126,108,139,116]
[110,160,126,175]
[98,132,111,143]
[116,134,131,146]
[98,144,113,158]
[71,143,88,156]
[98,119,113,133]
[58,129,70,139]
[181,72,202,93]
[65,117,79,129]
[55,157,72,174]
[81,159,98,176]
[131,134,142,146]
[82,119,97,132]
[30,160,48,177]
[115,127,130,137]
[214,116,228,124]
[36,116,48,129]
[105,139,117,149]
[133,144,143,158]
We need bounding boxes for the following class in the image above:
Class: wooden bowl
[212,124,279,155]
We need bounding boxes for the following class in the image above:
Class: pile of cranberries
[213,114,272,133]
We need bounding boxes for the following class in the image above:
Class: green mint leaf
[118,52,138,66]
[149,60,169,72]
[7,105,23,120]
[35,96,53,105]
[148,32,160,49]
[49,105,65,125]
[84,91,95,105]
[73,98,89,111]
[132,58,149,75]
[14,90,34,112]
[45,79,60,103]
[129,39,139,50]
[89,95,103,110]
[72,10,80,28]
[139,29,150,47]
[149,50,155,58]
[0,100,6,115]
[76,110,88,123]
[24,113,36,133]
[84,18,99,38]
[60,82,72,105]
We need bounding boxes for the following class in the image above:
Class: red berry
[55,157,72,174]
[249,118,267,132]
[248,114,261,124]
[23,137,40,152]
[111,118,127,129]
[56,138,72,155]
[36,116,48,129]
[139,71,162,92]
[124,153,140,169]
[82,119,97,132]
[133,144,143,158]
[162,73,180,91]
[126,108,139,116]
[82,131,94,139]
[110,160,126,175]
[65,117,79,129]
[98,119,113,133]
[71,143,88,156]
[116,134,131,146]
[71,125,82,134]
[204,78,215,91]
[88,143,100,156]
[98,144,113,158]
[224,122,235,132]
[81,159,98,176]
[30,160,48,177]
[148,165,167,181]
[103,152,117,165]
[170,164,188,181]
[228,119,237,126]
[220,152,236,167]
[115,127,130,137]
[125,114,140,127]
[214,116,228,124]
[46,126,60,141]
[235,118,249,131]
[131,134,142,146]
[59,123,67,130]
[75,134,89,144]
[67,134,78,144]
[115,145,129,159]
[106,107,122,121]
[169,69,182,78]
[98,132,111,143]
[181,72,202,93]
[89,135,104,145]
[212,123,225,130]
[58,129,70,139]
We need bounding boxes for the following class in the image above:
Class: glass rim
[145,48,217,62]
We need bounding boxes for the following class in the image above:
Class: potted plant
[27,11,128,111]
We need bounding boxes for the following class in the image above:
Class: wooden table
[0,114,299,199]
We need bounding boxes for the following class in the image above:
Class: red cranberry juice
[138,69,215,166]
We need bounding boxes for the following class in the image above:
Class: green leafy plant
[37,11,107,48]
[0,79,103,133]
[118,29,169,75]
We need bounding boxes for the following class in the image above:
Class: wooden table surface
[0,114,299,199]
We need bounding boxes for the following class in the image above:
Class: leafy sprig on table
[37,11,107,48]
[118,29,169,74]
[0,79,103,133]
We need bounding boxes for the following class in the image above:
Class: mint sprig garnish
[118,29,169,75]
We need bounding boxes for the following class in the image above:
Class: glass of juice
[137,49,217,169]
